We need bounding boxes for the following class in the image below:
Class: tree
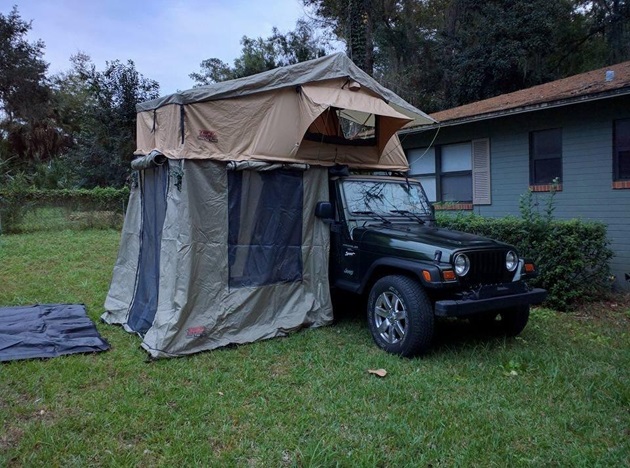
[57,55,160,188]
[569,0,630,67]
[189,58,234,85]
[303,0,454,110]
[303,0,377,74]
[0,6,68,184]
[370,0,447,110]
[190,19,326,86]
[438,0,581,107]
[304,0,628,112]
[0,6,49,124]
[436,0,630,107]
[0,6,160,189]
[302,0,452,108]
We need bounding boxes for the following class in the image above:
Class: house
[400,62,630,291]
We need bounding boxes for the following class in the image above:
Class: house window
[408,147,437,201]
[530,128,562,185]
[408,142,472,203]
[441,143,473,202]
[614,119,630,181]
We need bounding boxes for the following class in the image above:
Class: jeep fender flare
[359,258,443,295]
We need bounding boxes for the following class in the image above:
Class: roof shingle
[427,61,630,126]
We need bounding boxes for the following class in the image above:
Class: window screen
[408,147,437,202]
[530,128,562,184]
[441,173,473,202]
[408,147,436,174]
[407,143,472,203]
[440,143,472,202]
[228,169,303,287]
[441,143,472,172]
[614,119,630,181]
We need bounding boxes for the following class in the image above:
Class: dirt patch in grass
[572,293,630,325]
[0,404,55,458]
[0,427,24,453]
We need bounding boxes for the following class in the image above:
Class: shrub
[436,191,613,311]
[0,186,129,234]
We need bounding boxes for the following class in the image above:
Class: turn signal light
[524,263,535,273]
[443,270,457,281]
[422,270,432,282]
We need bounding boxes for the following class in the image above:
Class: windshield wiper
[389,209,426,225]
[352,210,391,225]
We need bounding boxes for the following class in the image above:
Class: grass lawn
[1,230,629,466]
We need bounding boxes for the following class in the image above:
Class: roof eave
[400,87,630,134]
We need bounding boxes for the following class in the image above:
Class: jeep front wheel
[499,305,530,336]
[367,275,434,357]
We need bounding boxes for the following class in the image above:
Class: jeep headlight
[506,250,518,272]
[454,253,470,277]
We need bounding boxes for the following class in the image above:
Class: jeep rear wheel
[367,275,434,357]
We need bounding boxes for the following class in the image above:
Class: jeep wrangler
[315,174,547,356]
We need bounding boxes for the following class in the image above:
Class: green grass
[1,230,629,466]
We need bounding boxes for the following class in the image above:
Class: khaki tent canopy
[135,52,434,170]
[102,53,434,358]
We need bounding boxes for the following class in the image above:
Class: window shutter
[472,138,491,205]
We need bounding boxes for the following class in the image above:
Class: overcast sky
[12,0,325,95]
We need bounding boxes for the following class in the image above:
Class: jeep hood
[354,223,509,260]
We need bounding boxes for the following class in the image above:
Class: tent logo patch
[198,129,218,143]
[186,326,207,338]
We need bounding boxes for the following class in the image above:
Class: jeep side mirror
[315,201,334,221]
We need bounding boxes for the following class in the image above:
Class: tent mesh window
[228,169,303,287]
[304,108,377,147]
[127,164,169,334]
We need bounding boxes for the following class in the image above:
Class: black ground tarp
[0,304,110,362]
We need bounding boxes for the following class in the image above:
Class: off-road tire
[367,275,434,357]
[469,312,499,330]
[499,305,530,336]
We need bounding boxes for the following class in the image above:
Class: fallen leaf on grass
[368,368,387,378]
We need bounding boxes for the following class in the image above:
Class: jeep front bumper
[434,286,547,317]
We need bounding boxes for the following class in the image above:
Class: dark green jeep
[316,174,547,357]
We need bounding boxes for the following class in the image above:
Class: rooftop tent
[102,53,434,358]
[134,53,434,169]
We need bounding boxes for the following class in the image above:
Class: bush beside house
[436,202,613,311]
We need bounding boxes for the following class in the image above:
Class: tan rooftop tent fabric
[135,52,434,171]
[135,52,433,123]
[103,53,433,358]
[136,78,418,170]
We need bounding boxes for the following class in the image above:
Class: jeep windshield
[341,179,433,223]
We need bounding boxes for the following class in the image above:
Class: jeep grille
[456,250,515,286]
